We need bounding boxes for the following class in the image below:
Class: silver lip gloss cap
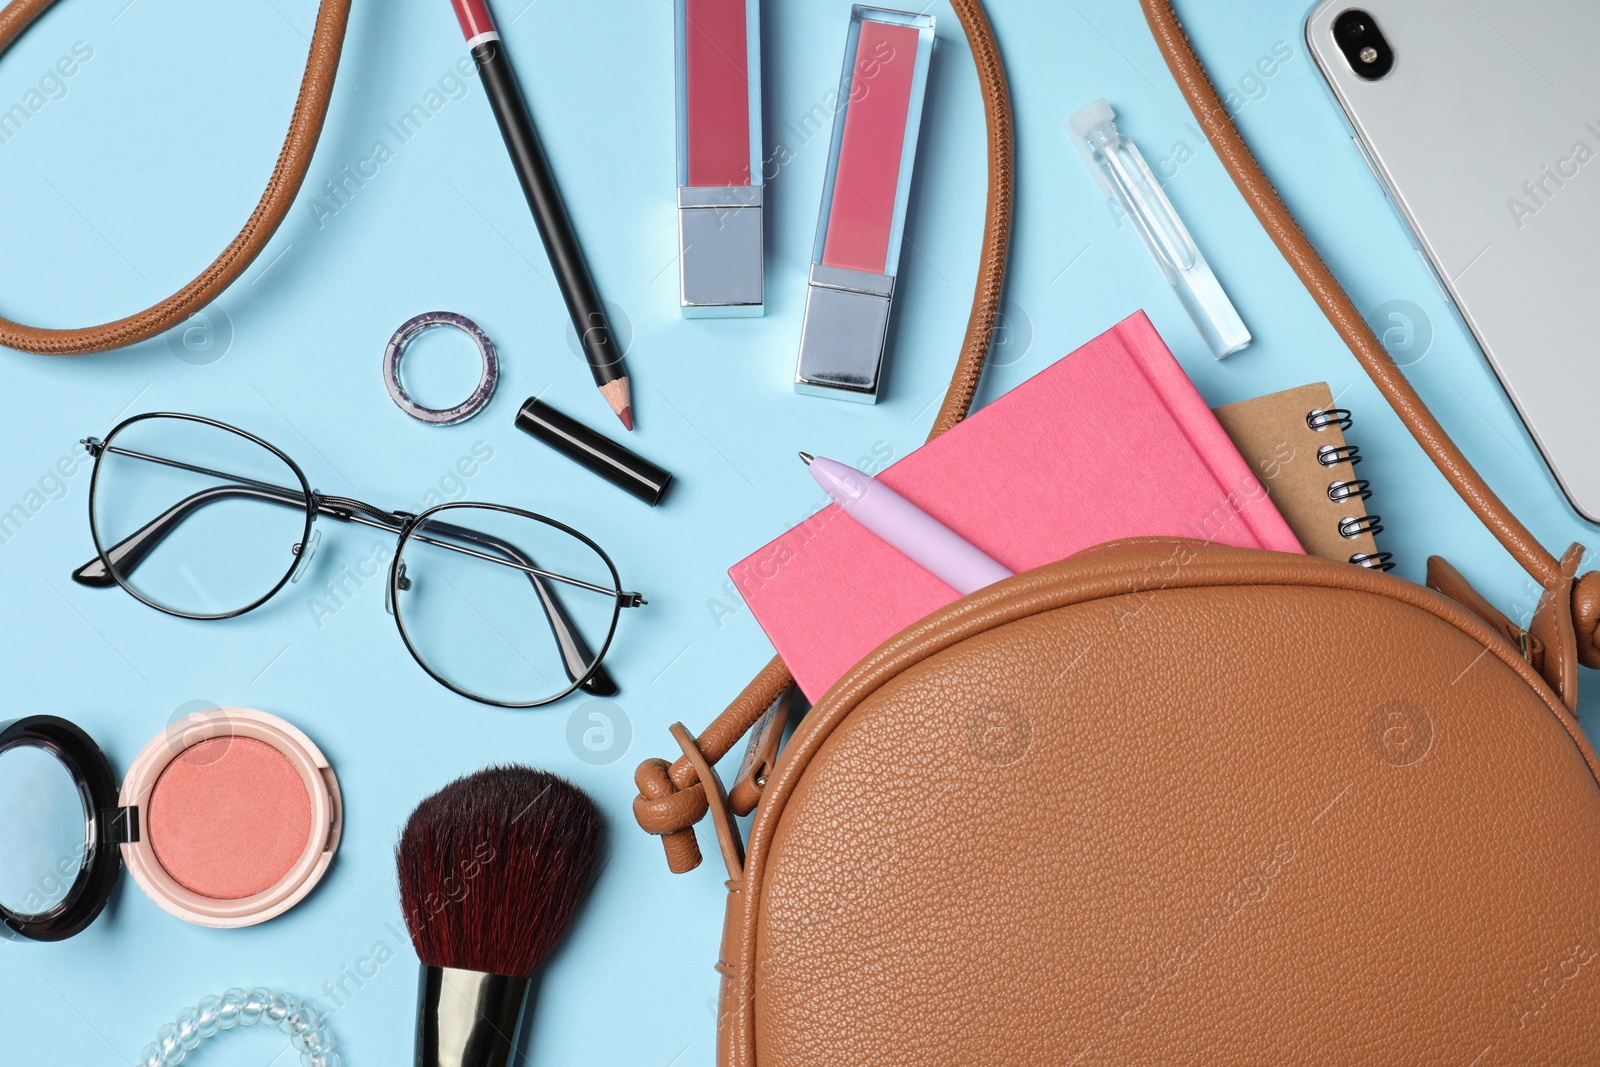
[795,264,896,404]
[678,186,764,318]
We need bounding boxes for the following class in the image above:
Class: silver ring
[383,311,499,426]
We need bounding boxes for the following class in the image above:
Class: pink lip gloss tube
[796,6,935,403]
[676,0,764,317]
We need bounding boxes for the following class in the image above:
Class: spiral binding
[138,988,339,1067]
[1327,479,1372,503]
[1338,515,1384,539]
[1306,407,1394,571]
[1316,443,1361,467]
[1306,407,1354,432]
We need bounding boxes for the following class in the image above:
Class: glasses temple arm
[71,482,310,587]
[77,481,640,602]
[418,519,622,696]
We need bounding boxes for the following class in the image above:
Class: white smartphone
[1305,1,1600,521]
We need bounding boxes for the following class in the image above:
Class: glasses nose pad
[386,561,412,616]
[289,528,322,584]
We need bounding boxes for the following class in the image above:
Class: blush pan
[148,738,313,900]
[0,708,341,942]
[120,709,340,928]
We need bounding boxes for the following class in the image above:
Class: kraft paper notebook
[1212,382,1385,566]
[730,311,1305,702]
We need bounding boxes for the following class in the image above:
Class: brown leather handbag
[634,2,1600,1063]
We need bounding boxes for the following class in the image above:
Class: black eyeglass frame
[390,500,630,708]
[75,412,644,709]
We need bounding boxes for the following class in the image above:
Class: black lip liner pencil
[450,0,633,431]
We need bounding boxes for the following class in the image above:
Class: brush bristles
[397,765,602,977]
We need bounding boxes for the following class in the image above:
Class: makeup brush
[398,765,602,1067]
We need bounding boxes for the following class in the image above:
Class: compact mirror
[0,743,89,918]
[0,716,121,941]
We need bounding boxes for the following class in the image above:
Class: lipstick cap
[516,399,674,506]
[795,264,895,403]
[678,187,764,317]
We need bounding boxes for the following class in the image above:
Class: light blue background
[1,1,1594,1064]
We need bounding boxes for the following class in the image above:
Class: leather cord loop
[633,658,794,873]
[631,0,1015,873]
[670,723,745,882]
[0,0,352,355]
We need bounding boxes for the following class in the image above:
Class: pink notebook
[730,312,1304,701]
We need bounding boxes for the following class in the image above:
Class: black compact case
[0,716,124,941]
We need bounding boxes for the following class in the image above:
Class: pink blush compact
[0,708,341,941]
[119,708,341,928]
[148,738,313,900]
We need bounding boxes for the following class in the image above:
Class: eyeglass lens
[394,506,622,706]
[90,416,311,619]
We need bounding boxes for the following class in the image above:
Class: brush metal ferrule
[416,965,533,1067]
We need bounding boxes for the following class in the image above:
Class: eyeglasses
[71,412,645,708]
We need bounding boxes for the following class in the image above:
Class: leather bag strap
[1139,0,1565,586]
[633,0,1015,873]
[1138,0,1600,674]
[0,0,352,355]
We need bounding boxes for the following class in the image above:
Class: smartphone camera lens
[1333,9,1395,80]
